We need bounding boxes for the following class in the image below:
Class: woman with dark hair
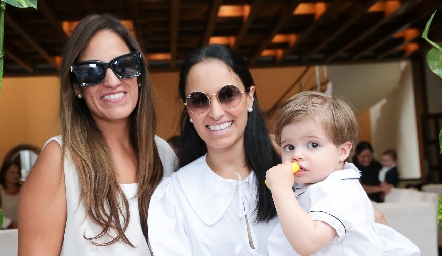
[18,14,177,255]
[148,44,281,255]
[353,141,390,202]
[0,161,21,229]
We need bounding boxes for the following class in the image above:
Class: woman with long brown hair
[18,14,177,255]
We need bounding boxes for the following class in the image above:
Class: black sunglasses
[184,85,245,115]
[70,51,142,87]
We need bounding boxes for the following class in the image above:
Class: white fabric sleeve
[376,223,420,256]
[307,183,350,241]
[155,135,179,177]
[148,178,192,255]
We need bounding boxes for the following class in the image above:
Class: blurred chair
[0,229,18,256]
[422,184,442,247]
[374,188,438,256]
[422,183,442,194]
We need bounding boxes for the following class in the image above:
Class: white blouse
[148,155,279,256]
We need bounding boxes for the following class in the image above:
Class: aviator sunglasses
[185,84,246,115]
[70,51,142,87]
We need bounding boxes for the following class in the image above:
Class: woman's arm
[360,183,384,193]
[18,141,67,255]
[373,205,388,225]
[360,181,392,195]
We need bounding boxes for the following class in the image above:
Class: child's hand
[265,161,295,191]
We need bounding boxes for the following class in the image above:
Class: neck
[98,119,137,183]
[100,120,132,145]
[206,145,251,180]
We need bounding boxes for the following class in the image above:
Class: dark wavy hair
[0,161,21,188]
[177,44,281,222]
[352,141,374,162]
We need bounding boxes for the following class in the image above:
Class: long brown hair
[59,13,163,246]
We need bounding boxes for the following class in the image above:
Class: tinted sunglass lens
[77,63,105,85]
[218,85,241,108]
[187,92,209,113]
[112,54,140,78]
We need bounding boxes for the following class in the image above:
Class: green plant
[422,11,442,79]
[422,10,442,231]
[0,0,37,227]
[0,0,38,92]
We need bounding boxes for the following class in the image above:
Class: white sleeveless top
[45,135,178,256]
[0,185,20,222]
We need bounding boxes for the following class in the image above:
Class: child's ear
[338,142,352,162]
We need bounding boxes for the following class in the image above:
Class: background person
[18,13,177,256]
[353,141,390,202]
[148,44,281,255]
[379,149,399,200]
[0,161,21,229]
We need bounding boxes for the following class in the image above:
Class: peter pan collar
[175,155,257,225]
[294,162,361,191]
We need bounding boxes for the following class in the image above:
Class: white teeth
[103,92,124,100]
[208,121,232,131]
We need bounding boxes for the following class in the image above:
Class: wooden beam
[170,0,180,68]
[37,0,68,41]
[361,0,442,60]
[326,0,415,62]
[3,48,35,73]
[232,0,263,51]
[300,0,377,63]
[4,13,59,70]
[200,0,223,48]
[248,0,302,65]
[277,0,347,64]
[375,37,409,60]
[80,0,96,15]
[352,21,412,60]
[127,0,148,50]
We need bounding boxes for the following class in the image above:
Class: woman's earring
[189,118,193,123]
[248,107,253,113]
[138,83,141,87]
[77,94,83,99]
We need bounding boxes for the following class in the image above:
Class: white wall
[369,62,421,179]
[329,62,402,112]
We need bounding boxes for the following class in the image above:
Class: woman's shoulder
[150,177,178,208]
[43,135,62,148]
[154,135,179,176]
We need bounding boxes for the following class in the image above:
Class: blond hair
[274,91,358,158]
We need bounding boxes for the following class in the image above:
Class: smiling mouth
[207,121,233,131]
[102,92,125,100]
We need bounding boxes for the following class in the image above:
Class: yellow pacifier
[265,162,300,188]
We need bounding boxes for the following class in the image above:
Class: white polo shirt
[268,162,419,256]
